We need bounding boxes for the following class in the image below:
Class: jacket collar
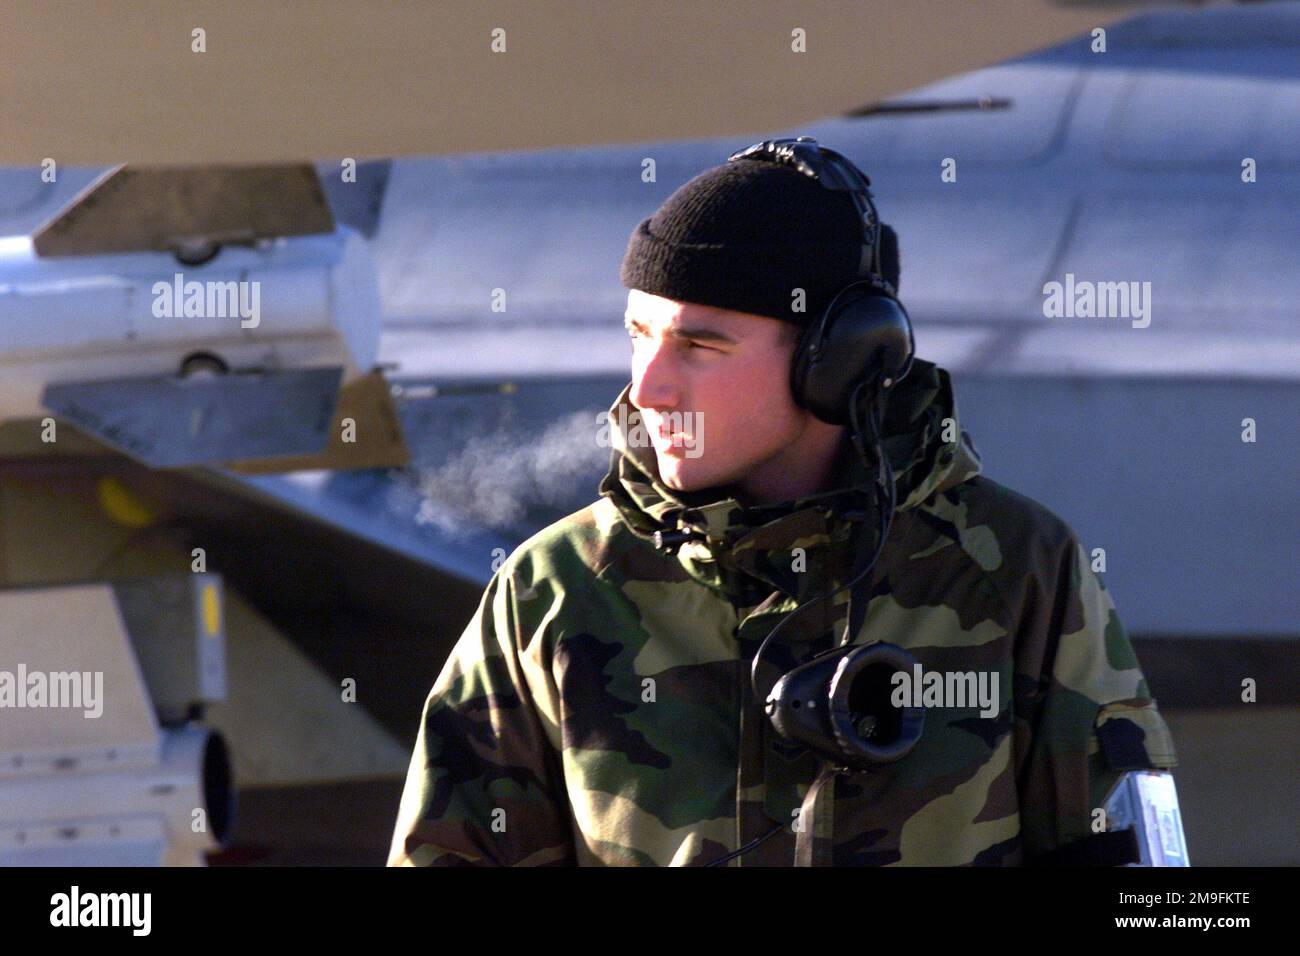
[597,359,982,605]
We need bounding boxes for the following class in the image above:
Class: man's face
[623,289,819,496]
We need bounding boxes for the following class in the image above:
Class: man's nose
[629,339,680,410]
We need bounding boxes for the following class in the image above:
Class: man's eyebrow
[623,314,737,344]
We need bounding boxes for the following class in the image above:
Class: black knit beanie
[620,155,900,326]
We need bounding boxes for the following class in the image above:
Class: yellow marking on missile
[96,477,155,528]
[202,583,221,636]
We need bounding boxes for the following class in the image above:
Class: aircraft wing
[0,0,1154,164]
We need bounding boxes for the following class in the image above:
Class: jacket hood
[597,358,983,606]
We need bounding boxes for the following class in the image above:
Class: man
[387,141,1179,866]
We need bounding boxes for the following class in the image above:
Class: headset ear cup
[798,289,914,425]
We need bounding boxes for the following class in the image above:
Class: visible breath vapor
[407,409,610,537]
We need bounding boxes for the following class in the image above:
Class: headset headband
[726,136,890,292]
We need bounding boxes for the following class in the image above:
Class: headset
[727,136,916,426]
[701,138,923,866]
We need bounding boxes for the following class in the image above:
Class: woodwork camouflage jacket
[388,358,1178,866]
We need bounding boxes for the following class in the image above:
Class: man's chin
[657,455,731,495]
